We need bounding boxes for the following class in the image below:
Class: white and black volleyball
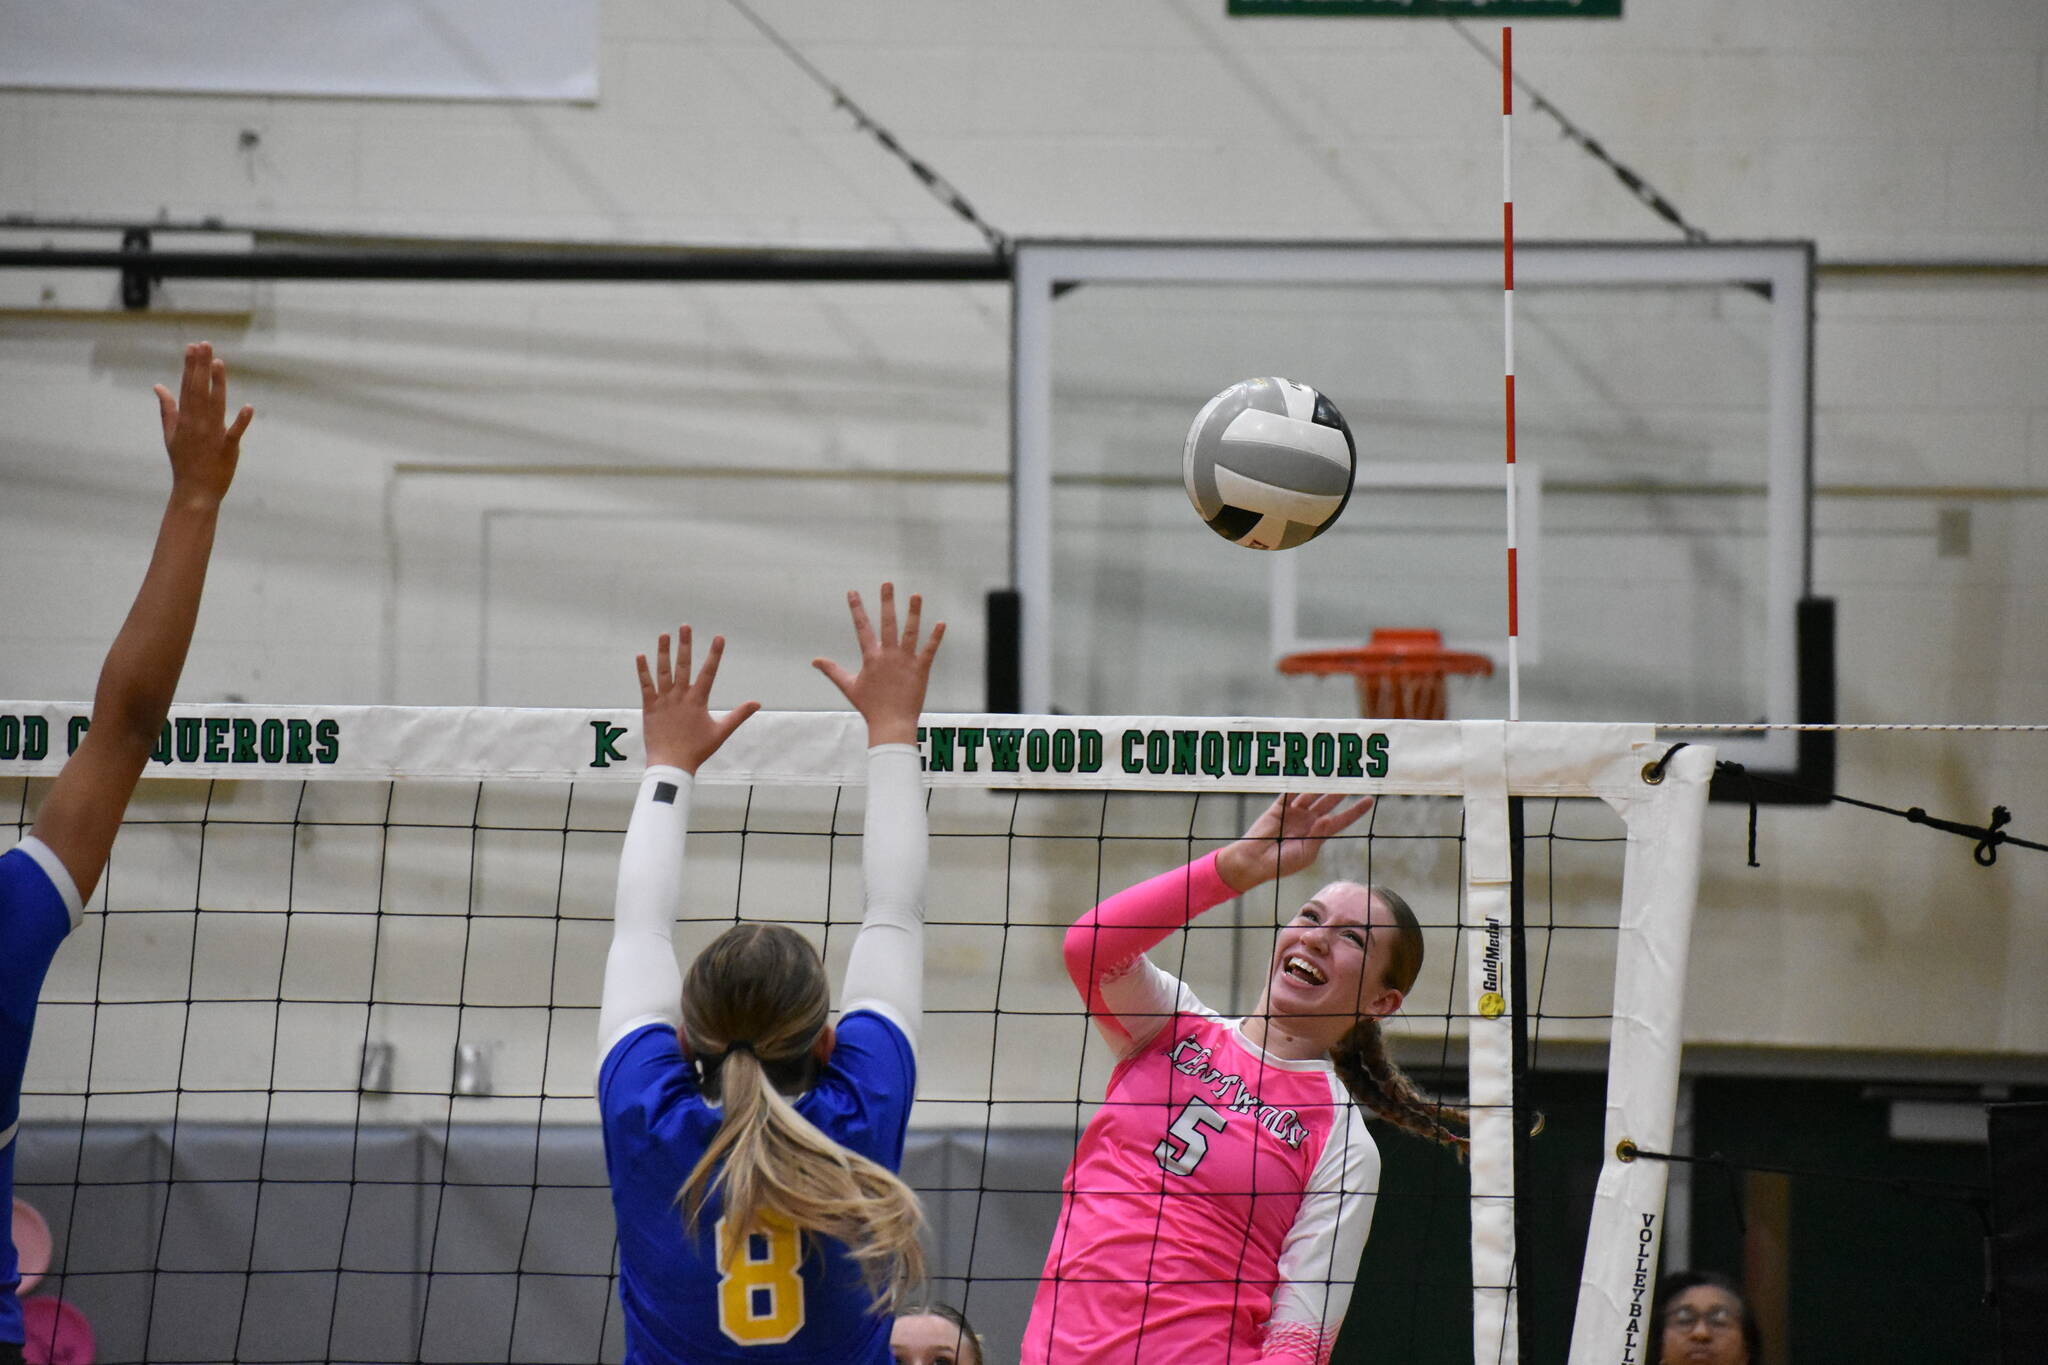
[1183,377,1356,550]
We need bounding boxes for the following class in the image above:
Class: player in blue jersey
[597,583,944,1364]
[2,343,253,1365]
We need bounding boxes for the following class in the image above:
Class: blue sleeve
[800,1009,916,1172]
[598,1022,714,1164]
[3,843,78,1130]
[3,842,80,1348]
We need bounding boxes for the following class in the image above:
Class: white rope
[1655,722,2048,733]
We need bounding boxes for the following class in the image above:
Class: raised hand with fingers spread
[636,626,760,775]
[813,583,945,748]
[155,340,254,509]
[1215,791,1376,893]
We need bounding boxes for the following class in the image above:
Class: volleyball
[1183,377,1356,550]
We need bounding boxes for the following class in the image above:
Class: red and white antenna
[1502,25,1521,721]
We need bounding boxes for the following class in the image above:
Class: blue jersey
[598,1010,915,1365]
[1,840,82,1349]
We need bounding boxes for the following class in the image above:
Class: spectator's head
[1650,1270,1760,1365]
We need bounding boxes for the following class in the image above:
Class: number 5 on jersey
[715,1214,806,1345]
[1155,1096,1227,1176]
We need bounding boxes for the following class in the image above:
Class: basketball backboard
[1010,239,1818,774]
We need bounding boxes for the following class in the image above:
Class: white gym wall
[4,0,2046,1066]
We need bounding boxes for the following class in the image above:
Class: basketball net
[1279,629,1494,886]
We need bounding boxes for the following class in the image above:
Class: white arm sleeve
[1093,963,1199,1057]
[597,765,691,1065]
[837,743,925,1056]
[1263,1103,1381,1364]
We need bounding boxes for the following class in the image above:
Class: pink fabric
[1060,853,1233,1041]
[1025,855,1351,1364]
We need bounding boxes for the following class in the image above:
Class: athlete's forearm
[1063,850,1236,1005]
[1213,837,1272,895]
[90,494,224,748]
[839,743,925,1048]
[598,765,691,1056]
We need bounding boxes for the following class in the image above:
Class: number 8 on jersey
[715,1214,806,1345]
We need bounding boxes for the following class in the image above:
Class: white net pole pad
[1570,742,1715,1365]
[1463,721,1520,1360]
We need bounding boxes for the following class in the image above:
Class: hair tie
[724,1040,756,1058]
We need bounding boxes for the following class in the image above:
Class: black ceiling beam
[0,244,1011,286]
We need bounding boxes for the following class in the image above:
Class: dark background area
[1337,1070,2039,1364]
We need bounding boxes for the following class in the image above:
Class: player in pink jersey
[1023,793,1468,1365]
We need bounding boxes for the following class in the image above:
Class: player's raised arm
[5,343,249,1365]
[31,341,254,907]
[598,627,758,1061]
[815,584,944,1053]
[1061,792,1374,1054]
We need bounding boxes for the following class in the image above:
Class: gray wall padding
[15,1122,1074,1364]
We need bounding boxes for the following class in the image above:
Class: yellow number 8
[715,1214,806,1345]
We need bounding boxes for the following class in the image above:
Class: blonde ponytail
[677,924,926,1307]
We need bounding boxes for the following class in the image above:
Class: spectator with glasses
[1649,1270,1762,1365]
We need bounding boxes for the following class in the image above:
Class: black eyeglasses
[1667,1305,1740,1331]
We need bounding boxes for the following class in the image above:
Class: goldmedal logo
[917,724,1390,780]
[1478,915,1506,1019]
[0,713,343,767]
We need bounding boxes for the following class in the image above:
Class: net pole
[1463,721,1520,1362]
[1508,792,1535,1364]
[1502,24,1521,722]
[1570,744,1715,1365]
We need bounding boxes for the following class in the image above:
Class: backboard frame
[1010,239,1816,771]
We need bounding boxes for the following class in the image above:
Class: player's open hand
[1216,792,1375,892]
[154,341,253,505]
[812,583,944,747]
[637,626,760,775]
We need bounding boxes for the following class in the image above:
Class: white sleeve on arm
[1262,1106,1381,1365]
[1093,960,1197,1057]
[597,765,692,1066]
[838,743,925,1056]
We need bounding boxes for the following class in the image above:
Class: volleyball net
[2,704,1712,1364]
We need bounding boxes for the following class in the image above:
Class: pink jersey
[1023,854,1381,1365]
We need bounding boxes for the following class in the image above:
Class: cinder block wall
[3,3,2045,1079]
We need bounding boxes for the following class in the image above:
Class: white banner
[1,703,1658,796]
[0,1,597,101]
